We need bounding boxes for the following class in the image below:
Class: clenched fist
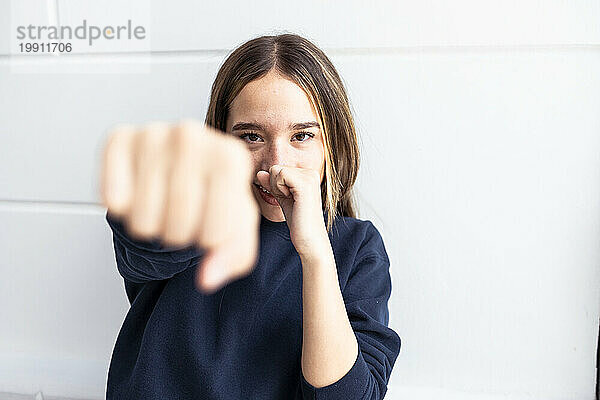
[100,119,261,293]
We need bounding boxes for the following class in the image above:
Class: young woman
[103,33,401,399]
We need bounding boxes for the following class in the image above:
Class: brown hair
[204,33,360,233]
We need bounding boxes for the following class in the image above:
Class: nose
[261,138,291,171]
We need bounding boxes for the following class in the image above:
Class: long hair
[205,33,360,233]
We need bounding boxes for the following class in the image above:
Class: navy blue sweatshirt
[105,210,401,399]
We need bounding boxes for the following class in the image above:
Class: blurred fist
[100,119,261,293]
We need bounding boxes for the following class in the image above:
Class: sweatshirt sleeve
[299,221,401,400]
[105,210,204,284]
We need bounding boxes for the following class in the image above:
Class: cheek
[320,151,327,185]
[302,146,326,179]
[249,154,261,173]
[318,143,326,174]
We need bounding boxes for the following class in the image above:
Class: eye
[239,132,263,143]
[293,132,315,142]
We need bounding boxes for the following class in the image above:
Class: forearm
[107,211,202,283]
[299,233,359,388]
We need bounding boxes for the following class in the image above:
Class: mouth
[253,182,279,206]
[253,182,271,195]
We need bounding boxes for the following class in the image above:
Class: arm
[299,223,401,400]
[106,210,204,284]
[300,235,359,388]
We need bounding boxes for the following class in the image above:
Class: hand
[256,165,328,257]
[100,119,261,293]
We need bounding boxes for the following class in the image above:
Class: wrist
[298,232,334,264]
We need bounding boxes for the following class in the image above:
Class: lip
[253,182,271,193]
[253,183,279,206]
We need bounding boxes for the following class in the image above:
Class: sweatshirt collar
[259,210,329,240]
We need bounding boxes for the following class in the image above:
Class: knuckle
[218,139,251,175]
[175,119,204,140]
[140,121,170,145]
[162,232,191,247]
[107,122,136,136]
[202,123,224,138]
[126,216,156,240]
[311,169,320,183]
[172,123,201,154]
[303,169,319,185]
[178,118,205,134]
[101,125,137,212]
[105,198,128,217]
[228,137,251,163]
[104,123,136,152]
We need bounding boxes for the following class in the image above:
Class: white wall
[1,1,599,399]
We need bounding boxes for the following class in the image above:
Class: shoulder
[328,215,390,280]
[329,215,387,257]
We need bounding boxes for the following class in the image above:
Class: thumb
[196,248,229,294]
[256,170,271,191]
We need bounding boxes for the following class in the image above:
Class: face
[225,69,326,222]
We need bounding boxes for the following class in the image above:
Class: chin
[259,206,285,222]
[263,209,284,221]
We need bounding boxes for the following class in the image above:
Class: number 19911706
[19,42,72,53]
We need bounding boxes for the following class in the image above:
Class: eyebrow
[231,121,320,131]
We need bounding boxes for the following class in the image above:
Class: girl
[104,33,401,399]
